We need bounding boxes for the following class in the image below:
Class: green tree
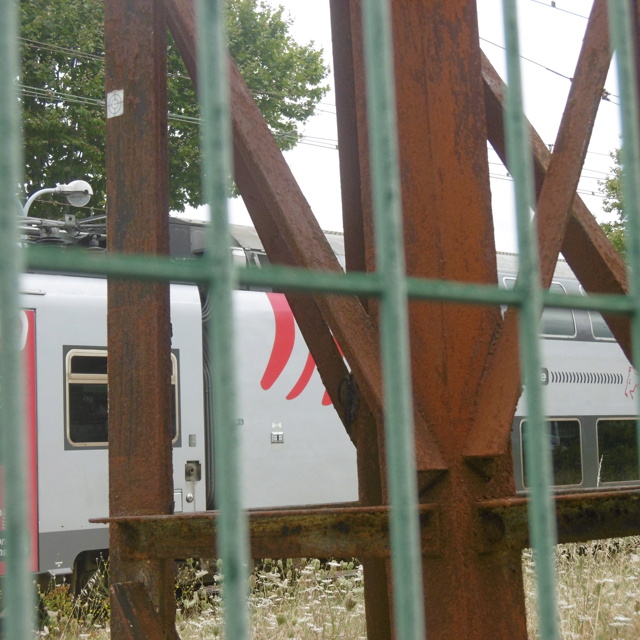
[19,0,329,216]
[599,148,626,259]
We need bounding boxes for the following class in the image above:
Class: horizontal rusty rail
[478,489,640,552]
[94,488,640,561]
[93,504,441,559]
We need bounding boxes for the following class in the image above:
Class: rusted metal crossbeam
[95,504,441,560]
[163,0,446,478]
[467,0,618,460]
[97,489,640,560]
[100,1,640,639]
[478,489,640,551]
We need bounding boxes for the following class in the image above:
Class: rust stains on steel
[98,487,640,575]
[94,504,441,560]
[102,0,639,638]
[379,1,529,637]
[477,489,640,552]
[329,0,372,279]
[163,0,446,473]
[481,52,630,359]
[104,0,176,635]
[111,582,180,640]
[467,0,618,460]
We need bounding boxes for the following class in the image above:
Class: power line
[528,0,590,20]
[18,37,337,113]
[479,37,620,103]
[22,33,612,113]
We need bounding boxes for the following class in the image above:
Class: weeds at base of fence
[33,558,366,639]
[30,539,640,639]
[524,536,640,640]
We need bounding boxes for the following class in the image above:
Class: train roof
[496,251,576,281]
[21,212,576,283]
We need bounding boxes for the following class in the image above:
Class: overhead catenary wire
[528,0,590,21]
[19,13,621,192]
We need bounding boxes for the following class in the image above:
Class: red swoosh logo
[261,293,295,390]
[261,292,333,405]
[286,352,316,400]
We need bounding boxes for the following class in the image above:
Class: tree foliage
[19,0,329,216]
[599,148,626,259]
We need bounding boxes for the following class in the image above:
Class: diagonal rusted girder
[482,55,630,351]
[163,0,446,475]
[466,0,624,459]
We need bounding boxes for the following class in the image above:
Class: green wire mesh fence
[1,1,639,639]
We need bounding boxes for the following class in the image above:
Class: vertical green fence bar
[361,2,426,639]
[0,0,34,637]
[196,0,250,638]
[607,0,640,467]
[502,1,560,639]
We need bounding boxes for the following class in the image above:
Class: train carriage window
[520,419,582,487]
[597,419,639,483]
[579,286,615,340]
[503,279,576,337]
[589,312,615,340]
[66,349,179,446]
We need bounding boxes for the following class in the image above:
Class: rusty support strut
[105,0,177,637]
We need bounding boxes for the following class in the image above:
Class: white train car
[505,254,638,493]
[1,216,637,585]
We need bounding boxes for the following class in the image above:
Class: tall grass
[32,558,365,639]
[524,537,640,639]
[178,559,365,639]
[28,538,640,638]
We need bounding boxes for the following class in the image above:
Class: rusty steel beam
[330,0,371,277]
[466,0,615,460]
[163,0,446,476]
[94,504,441,560]
[478,489,640,552]
[162,0,353,435]
[482,54,630,354]
[329,2,394,638]
[383,1,529,638]
[111,583,179,640]
[104,0,176,636]
[535,0,612,284]
[99,488,640,560]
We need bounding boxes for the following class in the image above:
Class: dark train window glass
[597,419,639,483]
[67,351,178,446]
[70,356,108,375]
[589,312,615,340]
[521,419,582,487]
[541,283,575,337]
[503,279,575,337]
[255,252,270,267]
[69,383,109,443]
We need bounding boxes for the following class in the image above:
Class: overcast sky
[217,0,619,253]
